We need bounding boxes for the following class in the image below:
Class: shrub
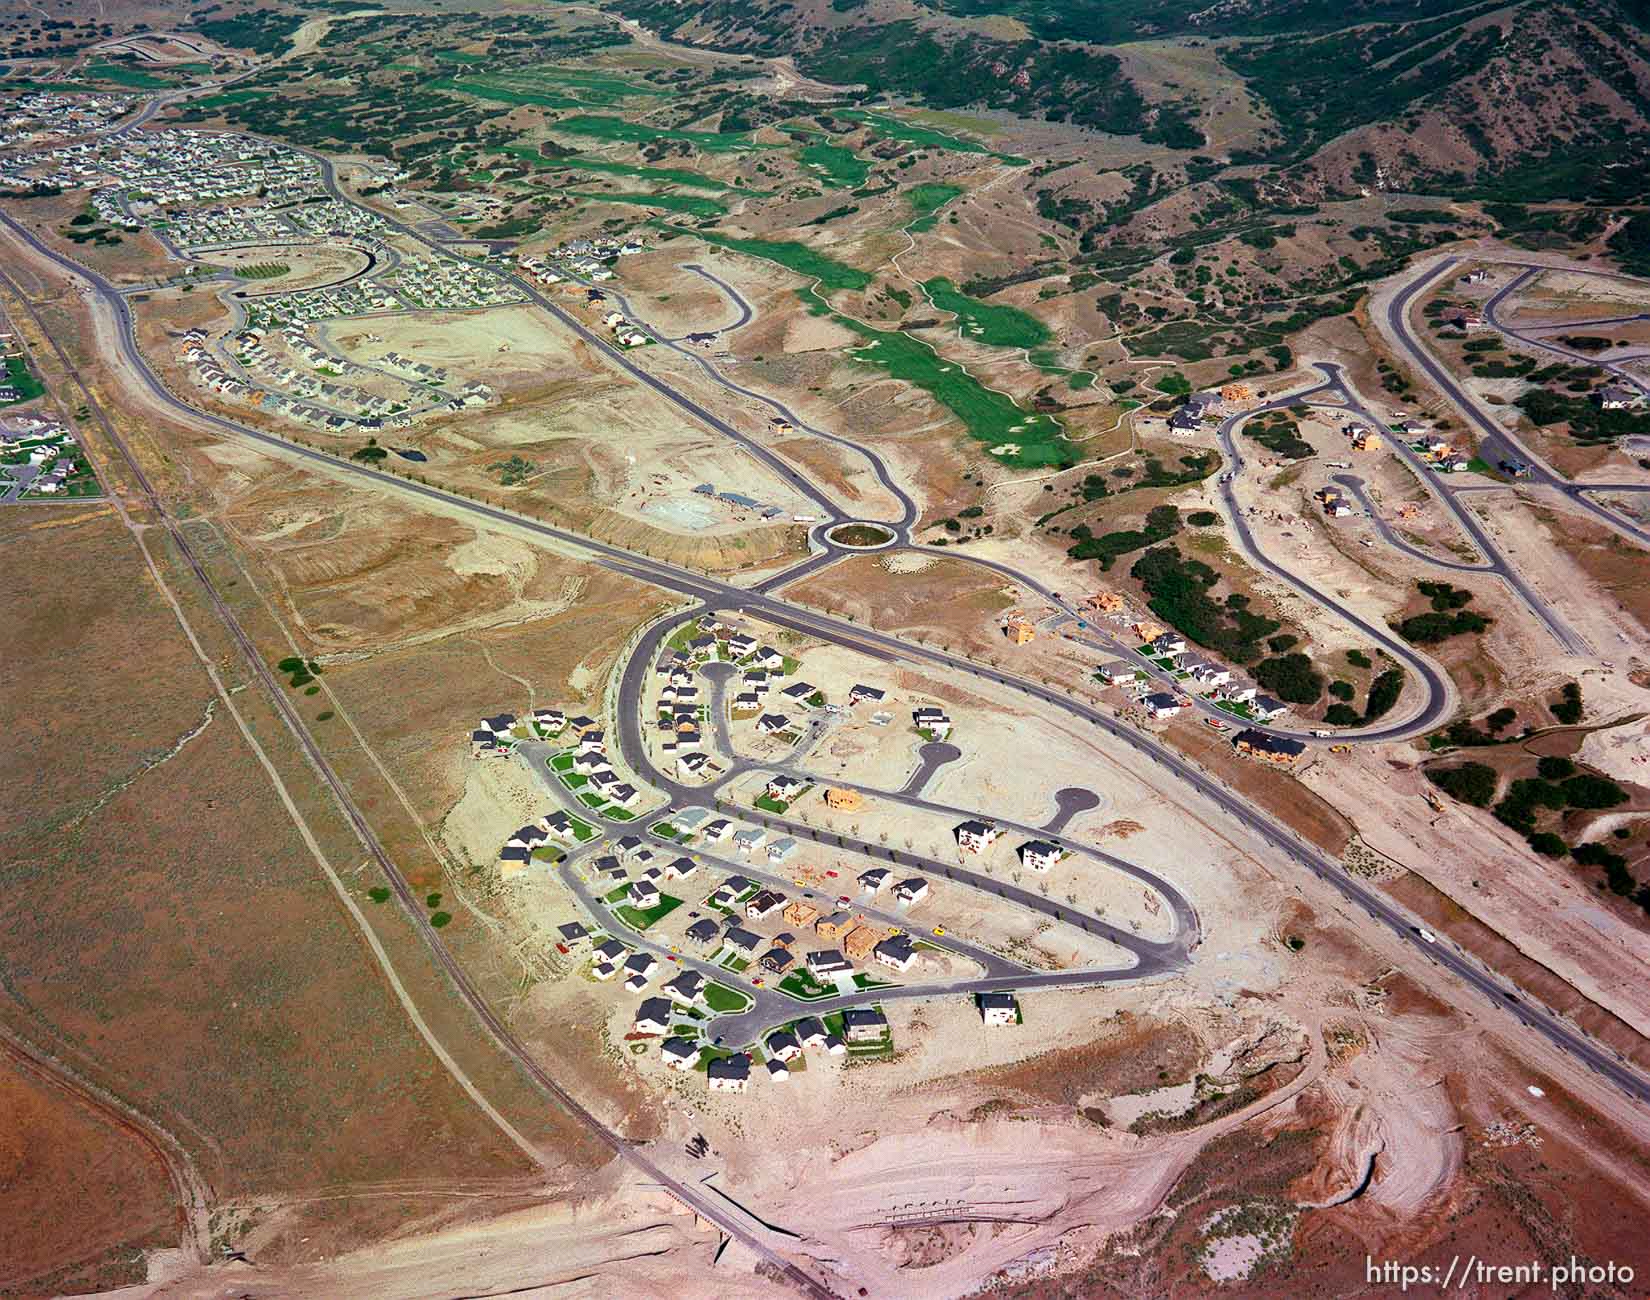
[1269,634,1299,653]
[1396,609,1490,643]
[1253,653,1324,704]
[1328,680,1354,701]
[1323,703,1360,725]
[1574,841,1635,896]
[1363,670,1405,721]
[1560,774,1628,809]
[1486,707,1517,732]
[1347,649,1372,669]
[1186,510,1219,527]
[1428,762,1497,807]
[1537,756,1575,780]
[1550,681,1583,725]
[430,911,454,928]
[367,886,391,903]
[1527,832,1568,857]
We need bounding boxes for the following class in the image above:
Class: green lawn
[549,114,768,153]
[83,61,172,89]
[814,290,1072,467]
[702,981,753,1013]
[615,895,683,930]
[549,753,574,771]
[922,278,1051,349]
[577,791,607,809]
[754,794,791,814]
[778,970,838,1001]
[1,355,45,406]
[905,182,963,232]
[520,153,745,192]
[567,189,727,217]
[567,816,598,843]
[838,108,1028,164]
[799,141,870,188]
[669,226,873,292]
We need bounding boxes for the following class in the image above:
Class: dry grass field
[0,503,559,1285]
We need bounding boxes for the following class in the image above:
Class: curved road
[1385,256,1650,548]
[6,118,1649,1215]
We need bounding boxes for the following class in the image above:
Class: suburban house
[569,715,600,738]
[615,835,644,858]
[874,934,918,972]
[979,992,1019,1025]
[661,1037,700,1071]
[731,827,766,856]
[556,921,589,948]
[825,787,864,812]
[591,960,620,982]
[733,690,762,714]
[954,820,1001,854]
[781,682,819,706]
[1145,692,1183,720]
[622,951,659,986]
[766,1030,802,1062]
[758,947,795,974]
[816,910,855,941]
[913,706,952,739]
[842,1007,889,1042]
[701,819,734,843]
[766,1057,791,1083]
[726,631,757,658]
[498,844,530,878]
[663,970,705,1005]
[677,751,712,779]
[744,890,786,920]
[707,1053,751,1092]
[795,1018,827,1049]
[1251,695,1288,722]
[756,713,791,735]
[629,879,662,910]
[533,707,566,734]
[858,867,891,894]
[767,837,798,864]
[893,877,930,906]
[842,926,882,961]
[723,926,761,957]
[633,997,673,1036]
[1150,632,1188,658]
[1597,383,1641,410]
[665,856,698,881]
[594,939,627,967]
[1097,662,1135,685]
[848,684,886,706]
[1003,613,1036,644]
[1188,660,1232,690]
[764,774,807,802]
[805,949,853,977]
[481,712,517,739]
[1234,728,1307,764]
[685,917,720,947]
[752,646,785,670]
[1018,840,1063,873]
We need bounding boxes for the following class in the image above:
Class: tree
[1427,762,1497,807]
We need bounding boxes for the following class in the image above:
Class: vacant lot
[0,505,545,1275]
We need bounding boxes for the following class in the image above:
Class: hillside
[605,0,1650,203]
